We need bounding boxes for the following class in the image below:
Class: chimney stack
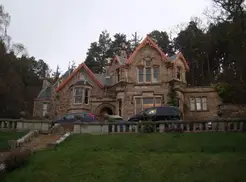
[119,42,127,59]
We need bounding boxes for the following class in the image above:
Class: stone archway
[95,103,116,119]
[100,107,113,116]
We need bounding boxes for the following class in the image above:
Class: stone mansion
[33,35,221,120]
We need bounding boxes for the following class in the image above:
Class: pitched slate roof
[54,35,190,90]
[115,55,127,65]
[169,54,179,62]
[94,74,113,86]
[171,52,190,71]
[55,63,103,92]
[37,86,51,99]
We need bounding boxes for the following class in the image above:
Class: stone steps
[21,134,62,151]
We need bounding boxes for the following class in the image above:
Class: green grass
[4,133,246,182]
[0,131,25,151]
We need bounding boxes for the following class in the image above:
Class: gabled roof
[37,86,52,99]
[108,55,127,71]
[169,54,178,62]
[126,34,169,64]
[115,55,127,65]
[172,52,190,71]
[55,63,103,92]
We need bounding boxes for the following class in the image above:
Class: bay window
[84,88,89,104]
[73,87,90,104]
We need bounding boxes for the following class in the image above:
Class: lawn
[0,131,25,151]
[4,132,246,182]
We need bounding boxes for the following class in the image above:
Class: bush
[4,149,32,172]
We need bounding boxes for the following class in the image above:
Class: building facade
[33,35,221,120]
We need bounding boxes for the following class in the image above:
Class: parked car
[107,115,125,123]
[128,106,182,133]
[54,112,96,124]
[128,106,182,122]
[107,115,125,132]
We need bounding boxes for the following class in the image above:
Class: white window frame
[137,62,160,83]
[190,96,208,111]
[137,67,144,83]
[153,67,160,83]
[73,87,84,104]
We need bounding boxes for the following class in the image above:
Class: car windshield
[137,108,150,115]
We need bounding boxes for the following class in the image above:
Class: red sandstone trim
[55,63,103,92]
[173,52,190,71]
[127,35,169,64]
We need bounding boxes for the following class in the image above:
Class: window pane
[138,68,144,82]
[143,98,154,109]
[84,89,89,104]
[75,88,83,95]
[190,98,195,111]
[202,97,207,110]
[196,97,202,111]
[146,68,151,82]
[202,102,207,110]
[75,96,83,104]
[153,67,160,82]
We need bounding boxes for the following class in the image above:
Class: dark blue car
[54,112,96,124]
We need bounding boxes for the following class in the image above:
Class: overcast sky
[1,0,212,73]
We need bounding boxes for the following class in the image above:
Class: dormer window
[74,87,83,104]
[84,88,89,104]
[73,87,90,105]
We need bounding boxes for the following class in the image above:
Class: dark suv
[128,106,182,122]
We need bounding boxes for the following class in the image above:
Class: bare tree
[11,43,28,57]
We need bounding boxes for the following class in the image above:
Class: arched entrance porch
[100,107,113,116]
[95,103,116,120]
